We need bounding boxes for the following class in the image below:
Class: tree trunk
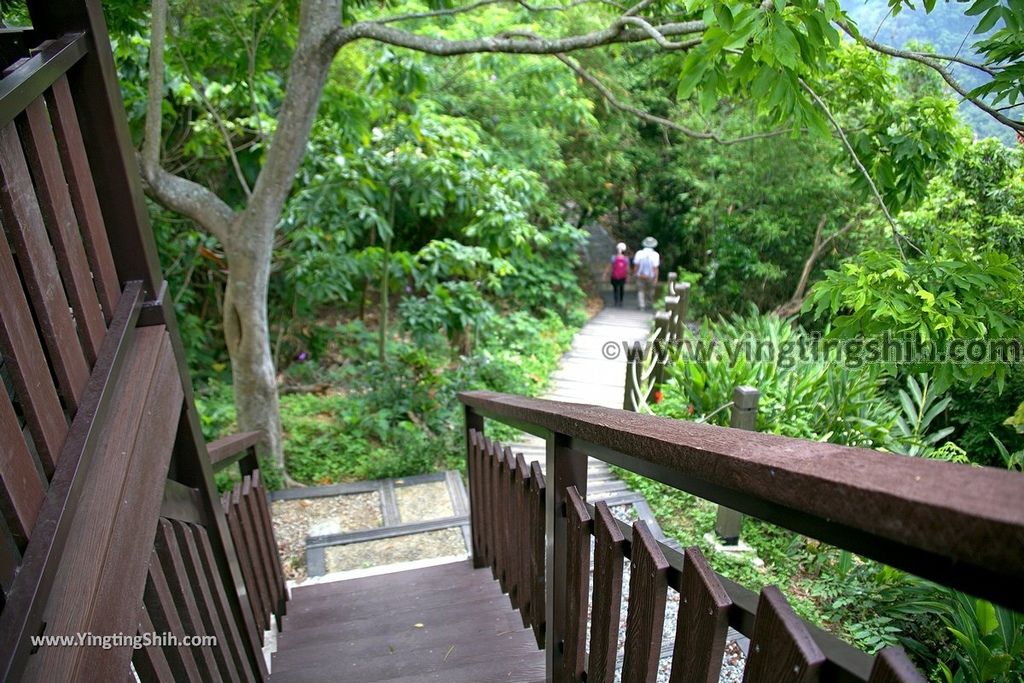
[223,238,283,469]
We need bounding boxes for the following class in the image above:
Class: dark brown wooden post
[466,405,487,568]
[653,311,671,389]
[545,432,588,681]
[622,339,643,412]
[714,386,759,545]
[676,282,690,338]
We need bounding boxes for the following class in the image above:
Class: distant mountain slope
[840,1,1016,145]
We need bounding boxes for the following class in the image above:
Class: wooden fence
[460,390,1024,683]
[0,4,285,679]
[623,273,689,411]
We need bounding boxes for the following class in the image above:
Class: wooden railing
[211,433,289,642]
[460,390,1024,683]
[0,3,279,679]
[623,273,689,411]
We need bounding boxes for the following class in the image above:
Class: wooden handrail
[208,430,264,473]
[458,390,1024,613]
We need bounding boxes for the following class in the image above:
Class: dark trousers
[611,278,626,306]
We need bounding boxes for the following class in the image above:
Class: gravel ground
[395,481,454,522]
[271,493,382,581]
[323,528,466,572]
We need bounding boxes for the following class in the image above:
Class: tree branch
[557,53,788,144]
[141,0,235,245]
[139,157,236,244]
[142,0,167,172]
[836,19,1023,133]
[799,78,920,259]
[174,45,254,199]
[618,15,699,50]
[335,17,706,55]
[374,0,624,24]
[774,215,859,317]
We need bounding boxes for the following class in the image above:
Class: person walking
[604,242,630,307]
[633,236,660,310]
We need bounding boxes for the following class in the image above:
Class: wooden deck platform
[271,560,544,682]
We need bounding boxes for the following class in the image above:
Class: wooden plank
[0,120,89,412]
[285,582,506,630]
[234,480,272,633]
[225,488,267,636]
[562,486,592,683]
[514,452,532,629]
[501,445,517,607]
[43,75,119,318]
[621,520,670,683]
[669,547,732,683]
[19,95,105,361]
[458,390,1024,612]
[153,519,221,681]
[869,648,927,683]
[168,520,242,683]
[588,500,626,683]
[24,329,178,681]
[0,218,66,473]
[468,428,483,565]
[144,549,203,683]
[742,585,825,683]
[273,561,543,683]
[250,471,287,624]
[183,522,257,683]
[488,439,503,583]
[529,460,546,648]
[133,607,176,683]
[240,474,281,628]
[191,521,268,681]
[0,387,44,544]
[0,282,142,681]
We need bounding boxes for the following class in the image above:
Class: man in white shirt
[633,236,660,311]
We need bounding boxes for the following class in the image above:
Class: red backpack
[611,255,629,279]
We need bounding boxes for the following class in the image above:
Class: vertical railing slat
[251,470,288,628]
[167,520,242,683]
[668,547,732,683]
[0,389,45,544]
[0,188,67,474]
[588,501,625,683]
[502,446,518,608]
[133,606,176,682]
[0,120,89,413]
[19,95,105,361]
[143,548,203,682]
[515,451,532,629]
[621,520,670,683]
[153,519,221,681]
[241,474,280,628]
[562,486,592,683]
[742,585,826,682]
[191,520,268,681]
[489,440,503,583]
[529,460,546,648]
[44,75,120,319]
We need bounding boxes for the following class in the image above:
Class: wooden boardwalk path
[272,561,544,682]
[507,224,655,505]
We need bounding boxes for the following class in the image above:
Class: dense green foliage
[8,0,1013,680]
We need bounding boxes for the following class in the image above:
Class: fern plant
[890,373,956,458]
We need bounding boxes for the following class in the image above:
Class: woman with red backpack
[604,242,630,307]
